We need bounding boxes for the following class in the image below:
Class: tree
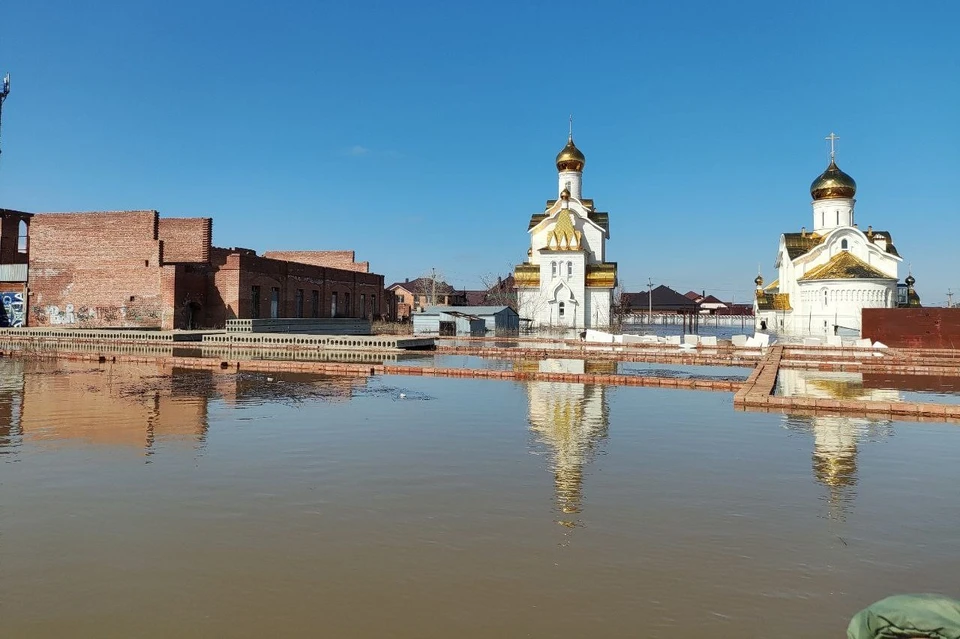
[610,278,628,331]
[412,268,447,309]
[479,271,518,311]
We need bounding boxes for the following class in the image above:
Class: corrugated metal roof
[417,305,517,316]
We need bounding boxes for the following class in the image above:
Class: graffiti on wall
[40,303,161,326]
[0,292,26,327]
[47,304,83,325]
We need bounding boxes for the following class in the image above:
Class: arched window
[17,220,27,253]
[551,261,557,278]
[558,301,565,318]
[841,239,848,250]
[567,261,573,277]
[823,289,828,306]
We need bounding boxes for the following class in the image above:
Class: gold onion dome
[810,160,857,200]
[556,137,585,172]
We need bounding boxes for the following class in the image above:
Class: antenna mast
[0,73,10,160]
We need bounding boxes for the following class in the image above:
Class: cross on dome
[826,132,840,161]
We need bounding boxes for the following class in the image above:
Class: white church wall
[812,197,855,232]
[587,289,611,328]
[558,171,582,199]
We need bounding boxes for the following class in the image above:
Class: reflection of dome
[783,411,894,522]
[526,376,608,528]
[810,160,857,200]
[556,137,585,172]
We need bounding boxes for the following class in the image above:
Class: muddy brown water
[1,359,959,638]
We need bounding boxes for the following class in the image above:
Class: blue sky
[1,0,957,303]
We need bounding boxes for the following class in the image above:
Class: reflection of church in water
[777,368,897,520]
[519,358,612,527]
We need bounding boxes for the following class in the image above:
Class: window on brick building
[331,292,338,317]
[311,290,320,318]
[345,292,351,317]
[371,294,377,318]
[295,289,304,318]
[360,293,366,319]
[270,287,280,319]
[251,286,261,319]
[17,220,27,254]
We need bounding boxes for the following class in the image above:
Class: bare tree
[479,271,518,311]
[610,278,628,331]
[412,267,447,310]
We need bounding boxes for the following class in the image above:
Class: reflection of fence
[0,340,405,363]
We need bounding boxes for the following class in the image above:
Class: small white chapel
[755,133,920,336]
[514,126,617,329]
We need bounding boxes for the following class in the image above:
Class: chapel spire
[555,118,585,198]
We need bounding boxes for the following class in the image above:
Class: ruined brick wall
[862,308,960,349]
[262,250,370,273]
[160,263,219,330]
[210,250,386,321]
[28,211,167,328]
[0,210,31,264]
[158,217,212,264]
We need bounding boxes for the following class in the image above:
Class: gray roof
[416,305,517,316]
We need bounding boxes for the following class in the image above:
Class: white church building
[755,134,919,336]
[514,130,617,329]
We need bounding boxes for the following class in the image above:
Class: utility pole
[430,267,437,306]
[0,72,10,161]
[647,277,653,324]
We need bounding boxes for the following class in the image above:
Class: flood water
[2,359,960,637]
[399,355,752,382]
[776,367,960,405]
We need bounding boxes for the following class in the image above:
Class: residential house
[388,277,467,321]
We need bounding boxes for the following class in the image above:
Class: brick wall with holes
[228,252,387,321]
[26,210,394,329]
[28,211,169,328]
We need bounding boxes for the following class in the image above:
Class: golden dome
[810,160,857,200]
[556,137,585,172]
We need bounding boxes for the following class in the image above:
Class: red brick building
[15,209,394,330]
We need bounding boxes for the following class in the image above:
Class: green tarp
[848,594,960,639]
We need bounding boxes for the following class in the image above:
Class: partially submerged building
[412,305,520,335]
[10,209,394,329]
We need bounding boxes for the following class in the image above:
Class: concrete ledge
[202,333,435,351]
[226,318,371,335]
